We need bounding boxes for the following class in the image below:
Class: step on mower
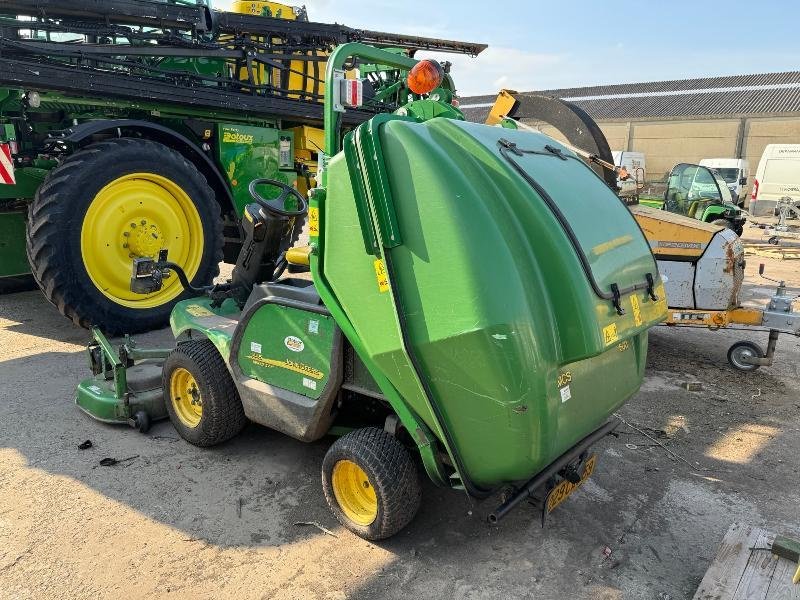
[76,44,668,540]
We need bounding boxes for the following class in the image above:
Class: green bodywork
[75,329,171,424]
[216,123,296,212]
[238,305,336,400]
[0,211,28,277]
[0,89,302,281]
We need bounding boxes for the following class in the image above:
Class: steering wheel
[248,178,308,217]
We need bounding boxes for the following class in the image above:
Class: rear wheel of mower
[322,427,421,540]
[26,138,223,335]
[727,340,764,372]
[162,339,247,447]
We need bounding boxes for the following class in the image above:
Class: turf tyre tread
[162,339,247,447]
[322,427,421,540]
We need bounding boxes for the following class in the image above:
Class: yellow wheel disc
[331,460,378,526]
[169,367,203,428]
[80,172,205,309]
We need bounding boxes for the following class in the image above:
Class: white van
[750,144,800,217]
[699,158,749,207]
[612,151,646,196]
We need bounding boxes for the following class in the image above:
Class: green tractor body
[0,0,484,333]
[78,44,667,538]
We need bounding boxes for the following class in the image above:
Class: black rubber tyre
[26,138,223,335]
[322,427,421,540]
[162,339,247,447]
[727,340,764,372]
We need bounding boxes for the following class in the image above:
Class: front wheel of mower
[26,137,223,335]
[727,340,764,372]
[322,427,421,540]
[162,339,247,447]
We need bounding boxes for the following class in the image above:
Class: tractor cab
[663,163,746,235]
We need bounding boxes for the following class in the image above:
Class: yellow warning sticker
[373,258,390,293]
[185,304,215,317]
[247,354,324,379]
[630,294,642,326]
[602,323,619,346]
[308,206,319,237]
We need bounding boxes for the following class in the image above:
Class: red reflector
[340,79,363,108]
[0,143,15,185]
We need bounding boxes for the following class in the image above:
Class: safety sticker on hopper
[308,206,319,237]
[374,258,390,293]
[602,323,619,345]
[185,304,215,317]
[630,294,642,326]
[247,353,324,379]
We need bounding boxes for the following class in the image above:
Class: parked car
[699,158,749,207]
[750,144,800,217]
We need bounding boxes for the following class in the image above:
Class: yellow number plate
[545,454,597,514]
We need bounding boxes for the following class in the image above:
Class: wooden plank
[731,530,778,600]
[693,523,765,600]
[765,559,800,600]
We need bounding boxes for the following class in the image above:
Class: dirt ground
[1,232,799,600]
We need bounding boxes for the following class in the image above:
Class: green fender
[169,297,240,361]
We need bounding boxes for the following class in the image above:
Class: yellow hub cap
[80,172,205,309]
[331,460,377,526]
[169,367,203,428]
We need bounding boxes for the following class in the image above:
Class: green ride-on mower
[76,44,668,540]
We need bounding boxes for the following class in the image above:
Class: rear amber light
[407,59,444,95]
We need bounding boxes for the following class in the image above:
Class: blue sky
[216,1,800,96]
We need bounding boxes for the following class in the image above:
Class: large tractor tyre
[322,427,422,540]
[162,339,247,447]
[26,138,223,335]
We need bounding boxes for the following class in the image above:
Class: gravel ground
[1,235,798,600]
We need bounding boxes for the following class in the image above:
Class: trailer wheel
[322,427,421,540]
[162,339,247,447]
[727,340,764,372]
[26,138,223,335]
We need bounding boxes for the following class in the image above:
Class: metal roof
[460,71,800,123]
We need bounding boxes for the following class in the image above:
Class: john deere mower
[77,44,667,539]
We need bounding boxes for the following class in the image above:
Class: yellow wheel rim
[331,460,377,526]
[169,367,203,428]
[80,172,205,309]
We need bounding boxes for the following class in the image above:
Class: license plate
[545,454,596,513]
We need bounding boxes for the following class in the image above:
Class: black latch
[645,272,658,301]
[544,144,568,160]
[610,283,625,315]
[498,138,523,156]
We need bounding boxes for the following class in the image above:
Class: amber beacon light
[407,59,445,95]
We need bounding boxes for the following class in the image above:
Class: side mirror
[740,177,748,185]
